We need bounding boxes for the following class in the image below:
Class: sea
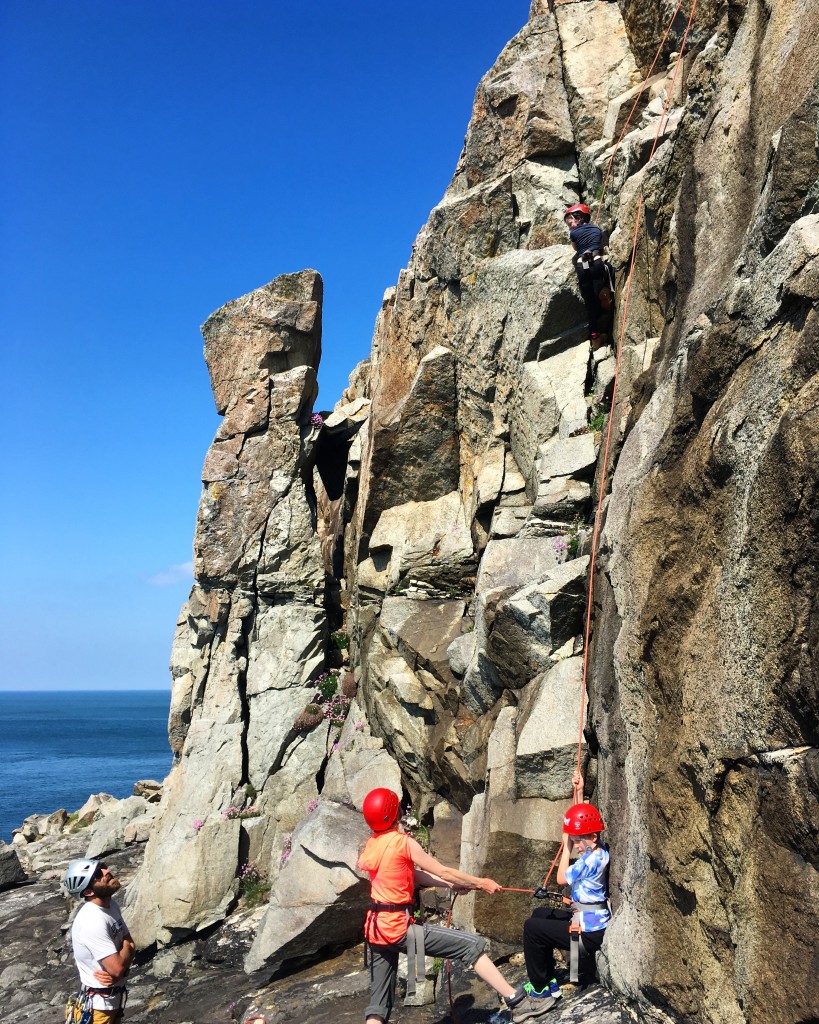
[0,690,173,844]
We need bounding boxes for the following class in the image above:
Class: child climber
[521,799,610,1010]
[564,203,615,349]
[357,788,552,1024]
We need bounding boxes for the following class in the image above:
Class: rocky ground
[0,831,637,1024]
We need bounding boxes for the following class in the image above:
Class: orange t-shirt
[357,830,415,944]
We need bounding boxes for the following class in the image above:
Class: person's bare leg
[473,953,518,1000]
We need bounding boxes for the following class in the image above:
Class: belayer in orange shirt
[356,788,553,1024]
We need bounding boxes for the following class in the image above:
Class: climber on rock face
[521,784,610,1003]
[564,204,615,349]
[356,788,553,1024]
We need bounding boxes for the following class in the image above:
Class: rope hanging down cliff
[575,0,699,799]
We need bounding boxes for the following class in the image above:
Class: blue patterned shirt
[564,844,610,932]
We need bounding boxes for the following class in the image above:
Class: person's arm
[93,935,135,985]
[413,866,473,893]
[572,771,584,804]
[556,833,573,887]
[413,866,450,888]
[406,836,501,894]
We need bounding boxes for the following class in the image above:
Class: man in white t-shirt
[63,858,135,1023]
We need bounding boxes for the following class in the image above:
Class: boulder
[201,271,322,415]
[0,844,26,891]
[476,537,560,593]
[129,815,241,946]
[244,802,370,974]
[447,12,575,194]
[457,789,565,943]
[74,793,118,827]
[86,797,154,858]
[510,339,591,481]
[133,780,163,803]
[447,632,477,678]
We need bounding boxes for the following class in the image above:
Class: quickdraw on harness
[364,900,427,999]
[65,991,93,1024]
[65,985,127,1024]
[567,901,609,984]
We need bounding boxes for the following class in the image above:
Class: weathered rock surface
[127,270,336,948]
[245,802,370,974]
[32,5,814,1024]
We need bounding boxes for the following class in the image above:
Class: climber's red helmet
[564,203,591,225]
[563,802,605,836]
[363,788,401,832]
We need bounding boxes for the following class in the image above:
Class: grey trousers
[365,923,486,1021]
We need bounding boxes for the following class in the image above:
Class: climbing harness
[568,902,609,983]
[404,921,427,998]
[363,898,414,970]
[575,248,616,317]
[65,985,127,1024]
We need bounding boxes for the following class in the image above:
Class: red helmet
[362,788,400,832]
[563,802,605,836]
[564,203,591,223]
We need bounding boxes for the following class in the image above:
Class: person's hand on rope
[476,876,503,894]
[572,770,584,804]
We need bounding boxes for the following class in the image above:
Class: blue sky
[0,0,530,691]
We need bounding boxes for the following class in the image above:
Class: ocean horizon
[0,689,173,844]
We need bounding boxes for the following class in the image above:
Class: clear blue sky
[0,0,530,691]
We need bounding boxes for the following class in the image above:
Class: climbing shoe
[510,994,557,1021]
[590,332,608,350]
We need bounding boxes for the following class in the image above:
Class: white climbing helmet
[62,858,100,899]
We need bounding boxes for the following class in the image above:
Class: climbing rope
[593,0,687,221]
[577,1,699,785]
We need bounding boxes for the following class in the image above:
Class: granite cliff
[79,2,818,1022]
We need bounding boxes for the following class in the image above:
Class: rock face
[586,3,819,1019]
[127,270,394,948]
[120,4,818,1023]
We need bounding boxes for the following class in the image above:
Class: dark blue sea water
[0,690,173,843]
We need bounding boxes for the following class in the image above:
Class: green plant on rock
[314,670,340,701]
[552,516,584,560]
[330,629,350,651]
[588,393,611,433]
[238,862,271,908]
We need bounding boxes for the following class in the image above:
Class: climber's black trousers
[523,907,606,990]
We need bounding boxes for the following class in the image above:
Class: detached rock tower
[127,2,819,1022]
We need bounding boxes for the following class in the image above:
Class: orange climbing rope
[593,0,686,222]
[576,1,699,789]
